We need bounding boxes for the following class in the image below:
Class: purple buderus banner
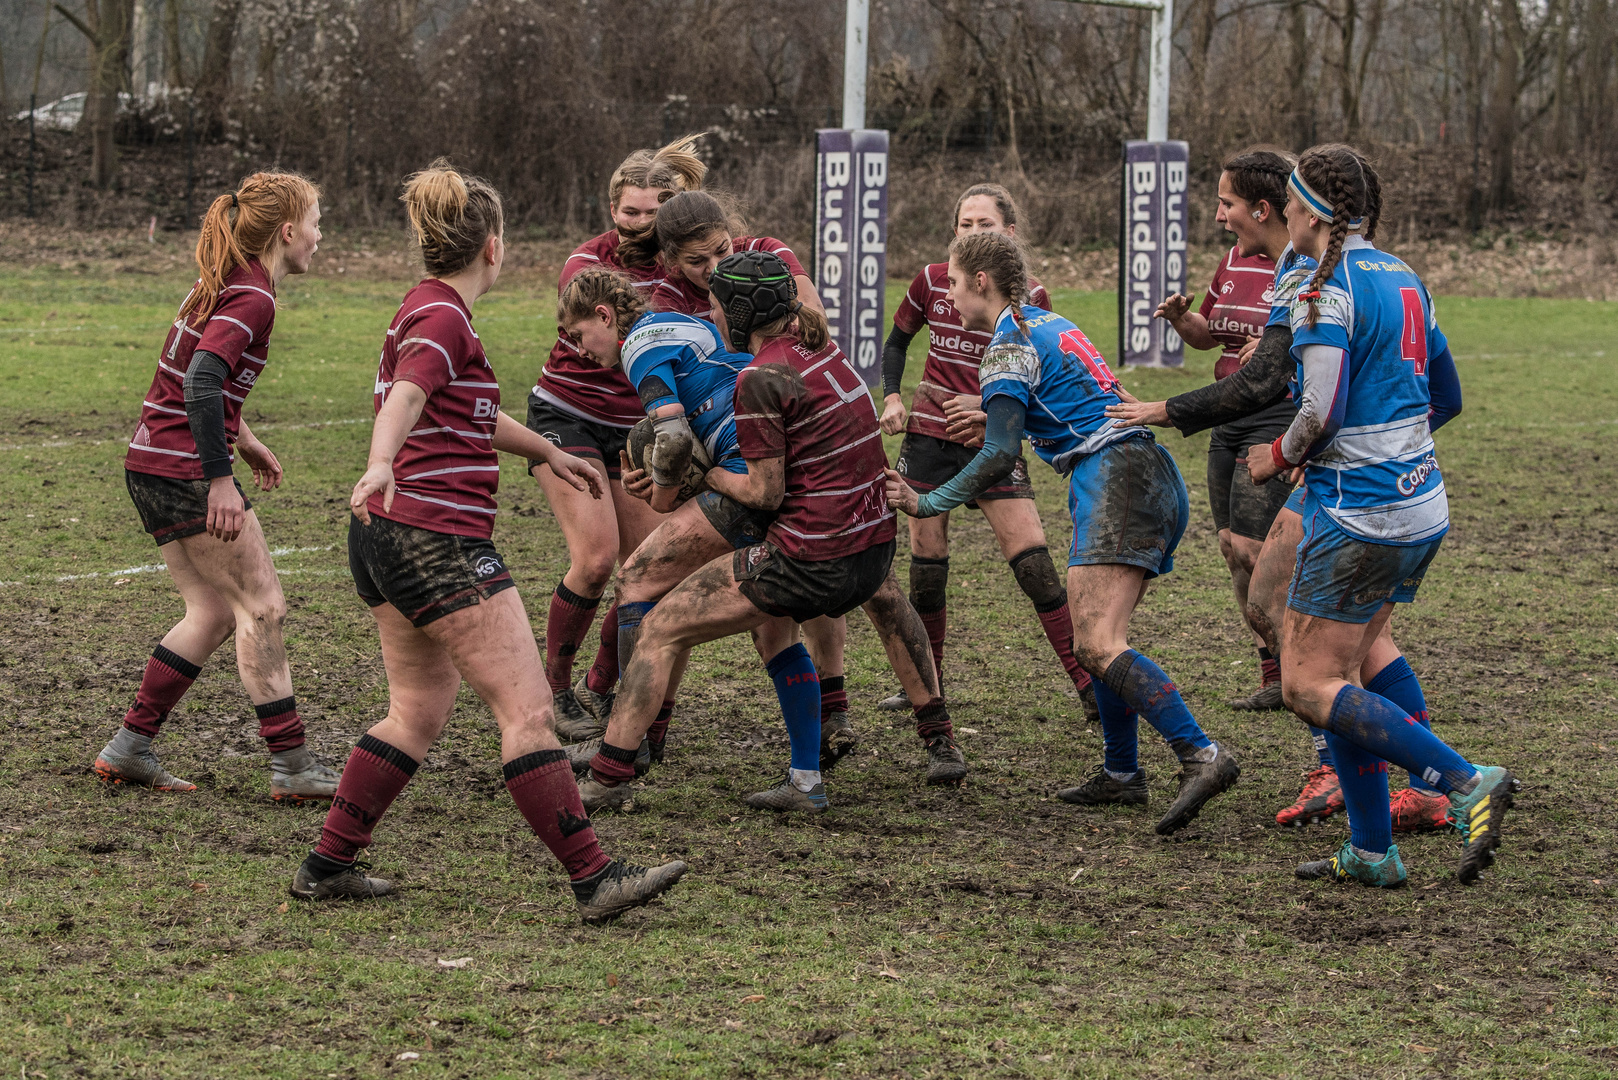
[815,128,888,386]
[1119,140,1190,367]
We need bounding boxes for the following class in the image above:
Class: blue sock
[1105,650,1212,761]
[1366,656,1438,794]
[1312,729,1333,768]
[765,643,821,773]
[1324,730,1393,856]
[616,600,657,681]
[1325,685,1475,794]
[1093,680,1139,777]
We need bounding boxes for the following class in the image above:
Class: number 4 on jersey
[1059,328,1119,391]
[1399,287,1429,376]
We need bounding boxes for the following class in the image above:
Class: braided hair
[949,232,1031,337]
[1295,144,1380,329]
[557,266,646,342]
[1221,147,1294,222]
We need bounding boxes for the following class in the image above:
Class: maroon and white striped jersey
[126,258,277,479]
[733,336,896,561]
[892,262,1050,443]
[1198,245,1276,380]
[532,230,662,428]
[370,279,503,539]
[652,237,807,317]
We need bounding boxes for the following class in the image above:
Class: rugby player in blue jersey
[886,231,1239,834]
[1244,144,1515,886]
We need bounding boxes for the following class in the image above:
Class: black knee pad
[1009,546,1066,614]
[908,555,949,615]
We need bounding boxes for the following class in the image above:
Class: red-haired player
[524,135,707,741]
[96,171,341,802]
[878,184,1098,721]
[289,162,685,922]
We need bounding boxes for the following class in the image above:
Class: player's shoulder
[923,262,950,286]
[1026,274,1052,309]
[572,230,621,261]
[399,280,474,336]
[625,311,717,354]
[216,260,278,320]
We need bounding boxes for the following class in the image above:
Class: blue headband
[1287,169,1364,232]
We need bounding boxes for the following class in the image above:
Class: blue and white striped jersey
[620,312,752,472]
[1267,244,1317,328]
[1287,236,1450,545]
[977,305,1143,475]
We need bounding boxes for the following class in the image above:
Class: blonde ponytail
[401,159,504,277]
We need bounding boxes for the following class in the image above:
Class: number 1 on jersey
[1059,329,1119,391]
[1399,287,1428,376]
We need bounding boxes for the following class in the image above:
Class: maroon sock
[1259,649,1281,687]
[121,644,202,738]
[1034,607,1093,692]
[917,608,947,684]
[647,700,675,748]
[819,675,848,719]
[504,750,612,881]
[589,740,641,786]
[544,582,601,694]
[255,696,306,752]
[914,697,953,740]
[314,734,418,863]
[584,604,619,696]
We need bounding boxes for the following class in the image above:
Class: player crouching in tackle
[885,232,1239,835]
[598,250,964,809]
[1249,145,1514,887]
[99,171,340,801]
[287,162,685,922]
[553,267,856,811]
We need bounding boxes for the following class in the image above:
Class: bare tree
[53,0,135,188]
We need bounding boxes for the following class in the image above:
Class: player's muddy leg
[168,512,338,799]
[985,496,1097,718]
[95,540,237,792]
[804,616,855,769]
[1224,527,1283,711]
[860,571,962,785]
[591,555,769,806]
[881,513,950,711]
[1068,563,1236,834]
[534,461,620,738]
[1245,507,1302,661]
[292,602,459,901]
[579,479,668,716]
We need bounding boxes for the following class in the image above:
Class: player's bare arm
[704,455,784,511]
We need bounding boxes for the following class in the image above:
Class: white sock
[272,745,314,774]
[789,768,821,793]
[1186,741,1218,764]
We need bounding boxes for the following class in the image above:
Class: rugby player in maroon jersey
[643,191,859,752]
[579,251,960,813]
[524,136,706,744]
[96,171,342,803]
[878,183,1100,723]
[289,162,685,922]
[1152,150,1299,713]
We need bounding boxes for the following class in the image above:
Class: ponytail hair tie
[230,193,239,209]
[1299,289,1322,302]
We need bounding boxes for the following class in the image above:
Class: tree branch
[53,3,95,41]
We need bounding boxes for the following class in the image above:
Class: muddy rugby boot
[1389,786,1452,833]
[744,776,829,814]
[1296,842,1408,888]
[290,859,395,901]
[94,730,197,793]
[820,712,859,771]
[565,737,651,777]
[924,734,968,786]
[1275,765,1344,828]
[1447,766,1516,885]
[576,775,635,814]
[270,746,341,803]
[575,677,615,725]
[1155,745,1240,835]
[1229,682,1285,711]
[553,687,606,743]
[573,859,687,925]
[1056,766,1149,807]
[878,688,910,711]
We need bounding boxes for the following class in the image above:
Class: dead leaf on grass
[740,994,765,1004]
[276,902,288,913]
[721,1019,745,1030]
[1411,1044,1437,1053]
[437,957,473,969]
[606,973,618,987]
[877,968,901,980]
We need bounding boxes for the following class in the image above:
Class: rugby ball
[627,416,713,506]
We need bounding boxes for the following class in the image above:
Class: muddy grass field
[0,258,1615,1078]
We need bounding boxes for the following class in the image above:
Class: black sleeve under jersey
[183,350,234,479]
[881,324,918,398]
[1163,323,1295,437]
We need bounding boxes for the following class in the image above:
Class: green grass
[1,266,1616,1078]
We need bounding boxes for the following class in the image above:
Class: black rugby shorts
[348,514,515,627]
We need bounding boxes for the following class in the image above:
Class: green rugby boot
[1296,841,1407,888]
[1446,766,1516,885]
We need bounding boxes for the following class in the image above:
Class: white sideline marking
[0,545,336,588]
